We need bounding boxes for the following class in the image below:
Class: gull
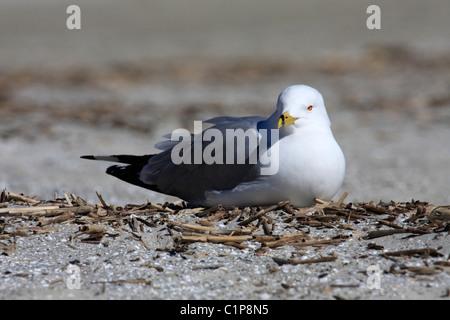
[81,85,345,207]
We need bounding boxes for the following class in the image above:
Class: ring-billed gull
[81,85,345,207]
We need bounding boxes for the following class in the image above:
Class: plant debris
[1,188,448,287]
[1,189,448,251]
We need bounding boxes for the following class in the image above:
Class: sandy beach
[0,0,449,300]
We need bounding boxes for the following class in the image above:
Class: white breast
[267,128,345,207]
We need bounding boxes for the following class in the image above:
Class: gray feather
[140,116,268,202]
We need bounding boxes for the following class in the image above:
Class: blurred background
[1,0,449,205]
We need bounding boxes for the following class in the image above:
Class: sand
[0,0,449,300]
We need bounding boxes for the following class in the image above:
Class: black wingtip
[106,164,162,193]
[80,154,154,165]
[81,154,161,193]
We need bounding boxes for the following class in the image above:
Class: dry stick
[40,212,76,226]
[197,204,223,217]
[203,210,228,222]
[428,206,450,221]
[434,261,450,267]
[291,203,327,218]
[176,234,252,243]
[1,234,17,256]
[198,219,215,227]
[228,207,242,220]
[273,254,337,266]
[92,279,152,285]
[332,209,368,221]
[381,248,443,258]
[252,232,304,242]
[0,188,8,202]
[210,227,253,236]
[253,235,280,242]
[96,192,109,209]
[363,204,388,215]
[2,205,94,218]
[17,225,79,231]
[365,229,409,239]
[336,192,349,206]
[261,217,272,235]
[281,203,297,216]
[405,227,430,235]
[168,220,216,233]
[7,192,40,204]
[1,241,16,256]
[292,238,345,248]
[378,220,403,229]
[314,198,328,205]
[0,206,61,215]
[406,266,442,275]
[255,236,343,248]
[261,235,309,248]
[238,204,279,226]
[225,242,248,249]
[365,226,429,239]
[129,232,150,250]
[148,202,175,213]
[79,225,108,234]
[63,192,73,207]
[45,206,93,216]
[47,278,64,286]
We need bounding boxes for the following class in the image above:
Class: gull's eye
[307,105,313,111]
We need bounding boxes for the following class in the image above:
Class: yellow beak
[277,112,299,128]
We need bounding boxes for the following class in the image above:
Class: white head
[276,85,331,130]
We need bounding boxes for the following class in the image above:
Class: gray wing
[140,116,267,203]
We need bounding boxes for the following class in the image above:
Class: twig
[273,254,337,265]
[336,192,349,206]
[238,204,278,226]
[40,212,76,226]
[363,204,388,215]
[365,229,410,239]
[148,202,175,213]
[0,188,7,202]
[261,234,309,248]
[381,248,443,258]
[201,209,228,222]
[192,264,225,270]
[224,242,248,249]
[428,206,450,221]
[406,266,442,275]
[0,206,61,215]
[314,198,328,205]
[378,220,403,229]
[96,192,109,209]
[197,204,223,217]
[7,192,40,204]
[17,226,79,231]
[63,192,73,207]
[210,227,253,236]
[261,217,272,235]
[292,238,345,248]
[365,226,429,239]
[168,221,216,233]
[92,279,152,285]
[176,234,252,243]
